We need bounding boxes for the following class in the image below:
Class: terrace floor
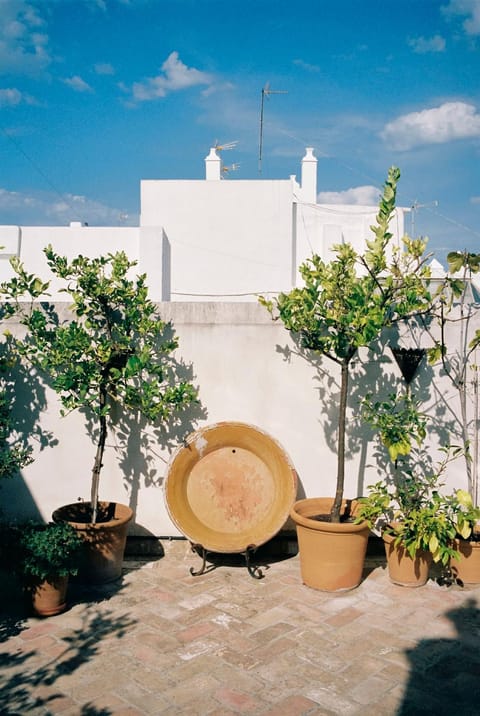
[1,538,480,715]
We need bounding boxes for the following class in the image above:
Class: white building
[0,148,406,301]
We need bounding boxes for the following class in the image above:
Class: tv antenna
[214,140,238,152]
[222,163,240,177]
[411,199,438,237]
[258,83,287,173]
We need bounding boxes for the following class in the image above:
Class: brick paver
[1,538,479,714]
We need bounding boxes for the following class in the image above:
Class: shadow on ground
[398,597,480,715]
[0,569,137,715]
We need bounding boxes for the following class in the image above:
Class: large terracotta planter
[450,537,480,585]
[383,531,432,587]
[52,502,133,584]
[290,497,369,592]
[29,575,69,617]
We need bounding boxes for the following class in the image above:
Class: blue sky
[0,0,479,265]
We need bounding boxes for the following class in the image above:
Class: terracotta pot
[290,497,369,592]
[30,575,69,617]
[383,531,431,587]
[450,537,480,585]
[52,502,133,584]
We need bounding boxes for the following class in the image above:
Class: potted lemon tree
[1,248,198,583]
[261,167,435,591]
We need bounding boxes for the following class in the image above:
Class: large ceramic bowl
[165,422,297,553]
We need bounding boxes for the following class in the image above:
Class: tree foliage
[1,247,198,521]
[261,167,435,521]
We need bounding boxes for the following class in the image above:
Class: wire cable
[0,123,78,215]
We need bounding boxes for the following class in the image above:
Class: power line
[280,127,480,242]
[0,123,78,214]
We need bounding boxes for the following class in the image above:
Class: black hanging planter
[390,347,426,385]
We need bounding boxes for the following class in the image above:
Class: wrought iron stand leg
[189,543,209,576]
[244,544,264,579]
[189,542,266,579]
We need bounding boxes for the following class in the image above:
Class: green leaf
[126,355,142,375]
[447,251,465,274]
[456,489,473,508]
[458,521,472,539]
[429,534,439,554]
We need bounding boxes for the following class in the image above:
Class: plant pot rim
[52,501,133,531]
[454,533,480,543]
[382,529,403,546]
[290,497,368,534]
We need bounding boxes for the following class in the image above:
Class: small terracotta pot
[450,537,480,585]
[290,497,369,592]
[30,575,69,617]
[383,531,431,587]
[53,502,133,584]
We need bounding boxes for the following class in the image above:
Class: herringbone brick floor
[1,538,480,715]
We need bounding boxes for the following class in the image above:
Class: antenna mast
[410,199,438,237]
[258,83,287,173]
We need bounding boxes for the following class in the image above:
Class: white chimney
[205,147,221,181]
[301,147,317,203]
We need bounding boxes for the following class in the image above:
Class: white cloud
[0,87,36,106]
[408,35,446,53]
[0,88,22,106]
[0,188,36,210]
[0,1,51,75]
[318,186,380,205]
[0,188,137,226]
[381,101,480,150]
[62,76,93,93]
[94,62,115,75]
[471,196,480,204]
[293,58,320,72]
[127,51,213,102]
[443,0,480,36]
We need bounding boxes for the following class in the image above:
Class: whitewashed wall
[0,302,474,538]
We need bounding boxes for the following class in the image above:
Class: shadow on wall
[398,597,480,714]
[1,316,206,537]
[0,350,58,522]
[84,320,208,521]
[274,327,451,500]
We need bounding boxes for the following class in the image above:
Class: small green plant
[356,449,462,565]
[361,391,427,463]
[1,247,198,523]
[261,167,434,521]
[18,521,83,582]
[443,489,480,541]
